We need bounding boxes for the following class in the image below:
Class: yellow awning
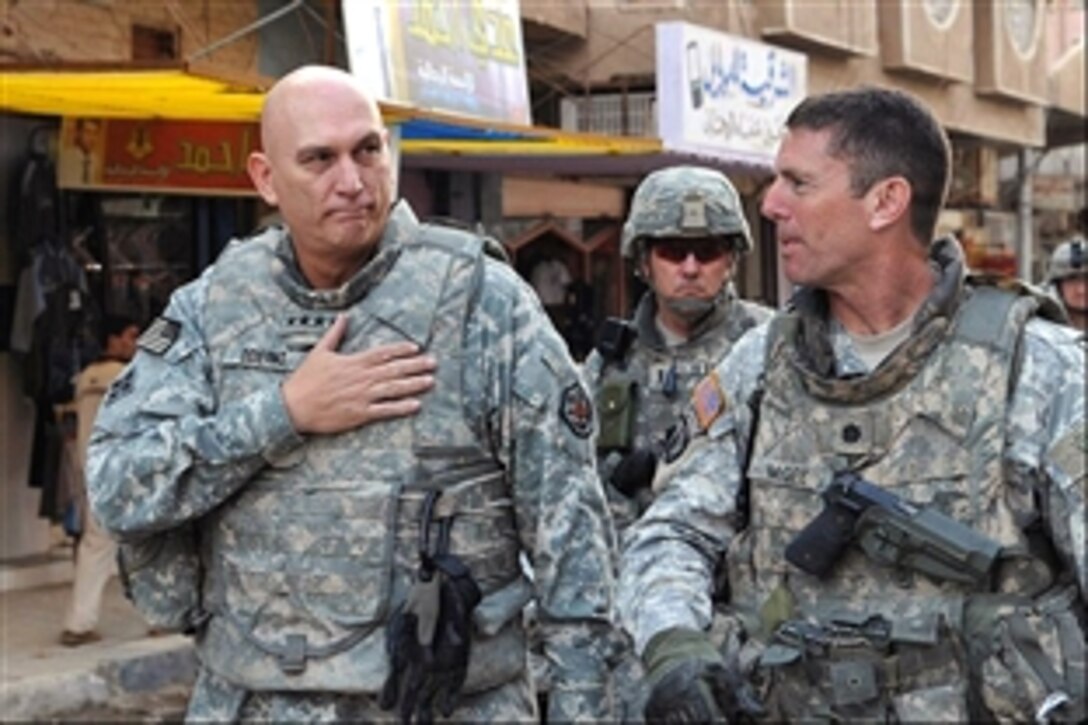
[0,63,661,157]
[0,64,269,121]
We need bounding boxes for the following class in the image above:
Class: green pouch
[596,378,636,451]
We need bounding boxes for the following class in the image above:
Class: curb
[0,640,196,720]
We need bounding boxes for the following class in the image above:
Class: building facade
[0,0,1085,568]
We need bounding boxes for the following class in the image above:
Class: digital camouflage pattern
[590,165,771,722]
[584,289,771,532]
[620,238,1087,722]
[596,164,768,531]
[620,165,753,258]
[88,201,616,723]
[189,666,540,723]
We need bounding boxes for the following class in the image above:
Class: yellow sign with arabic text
[343,0,530,125]
[58,117,260,195]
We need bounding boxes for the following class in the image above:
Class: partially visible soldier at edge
[87,65,616,723]
[620,85,1086,723]
[1045,234,1088,333]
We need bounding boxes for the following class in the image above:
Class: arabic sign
[343,0,531,124]
[57,117,259,195]
[655,21,807,167]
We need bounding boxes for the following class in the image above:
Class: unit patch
[559,383,594,439]
[138,317,181,356]
[692,371,727,431]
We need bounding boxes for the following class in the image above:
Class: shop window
[99,195,194,326]
[500,220,625,360]
[585,225,628,322]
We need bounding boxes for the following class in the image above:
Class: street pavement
[0,576,195,721]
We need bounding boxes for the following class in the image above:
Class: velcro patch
[662,415,691,464]
[692,371,727,431]
[138,317,181,356]
[241,348,287,367]
[559,383,594,439]
[681,193,708,231]
[105,368,135,406]
[1050,419,1086,483]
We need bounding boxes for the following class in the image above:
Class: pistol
[785,471,1002,585]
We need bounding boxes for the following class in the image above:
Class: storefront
[0,62,664,561]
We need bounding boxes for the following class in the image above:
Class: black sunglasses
[650,239,729,263]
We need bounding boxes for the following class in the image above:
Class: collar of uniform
[916,235,966,326]
[634,285,736,352]
[787,238,965,401]
[355,203,449,347]
[271,203,414,311]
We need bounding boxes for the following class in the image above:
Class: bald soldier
[87,65,616,723]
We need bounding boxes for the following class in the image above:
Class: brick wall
[1,0,259,74]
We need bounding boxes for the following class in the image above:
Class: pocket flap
[597,380,633,420]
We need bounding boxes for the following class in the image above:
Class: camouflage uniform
[585,165,771,533]
[584,290,769,533]
[620,237,1087,722]
[88,201,616,723]
[584,166,770,722]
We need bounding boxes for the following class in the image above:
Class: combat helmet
[1047,236,1087,283]
[621,166,752,259]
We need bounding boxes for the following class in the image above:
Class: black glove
[380,603,433,723]
[380,553,482,725]
[611,448,657,498]
[642,627,764,724]
[414,552,482,722]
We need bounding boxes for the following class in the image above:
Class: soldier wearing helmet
[1046,236,1087,332]
[585,166,771,529]
[582,165,771,720]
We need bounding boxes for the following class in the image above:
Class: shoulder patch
[137,317,181,356]
[104,367,135,406]
[692,371,727,431]
[662,414,691,464]
[559,383,594,439]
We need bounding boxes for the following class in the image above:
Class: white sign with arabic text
[656,21,807,167]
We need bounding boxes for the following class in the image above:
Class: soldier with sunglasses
[585,166,771,532]
[582,165,771,722]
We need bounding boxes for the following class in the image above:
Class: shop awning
[0,62,662,162]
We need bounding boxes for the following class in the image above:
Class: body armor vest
[196,225,524,693]
[729,284,1084,720]
[592,293,767,527]
[598,292,766,454]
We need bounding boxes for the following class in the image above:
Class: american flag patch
[137,316,181,356]
[692,372,727,431]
